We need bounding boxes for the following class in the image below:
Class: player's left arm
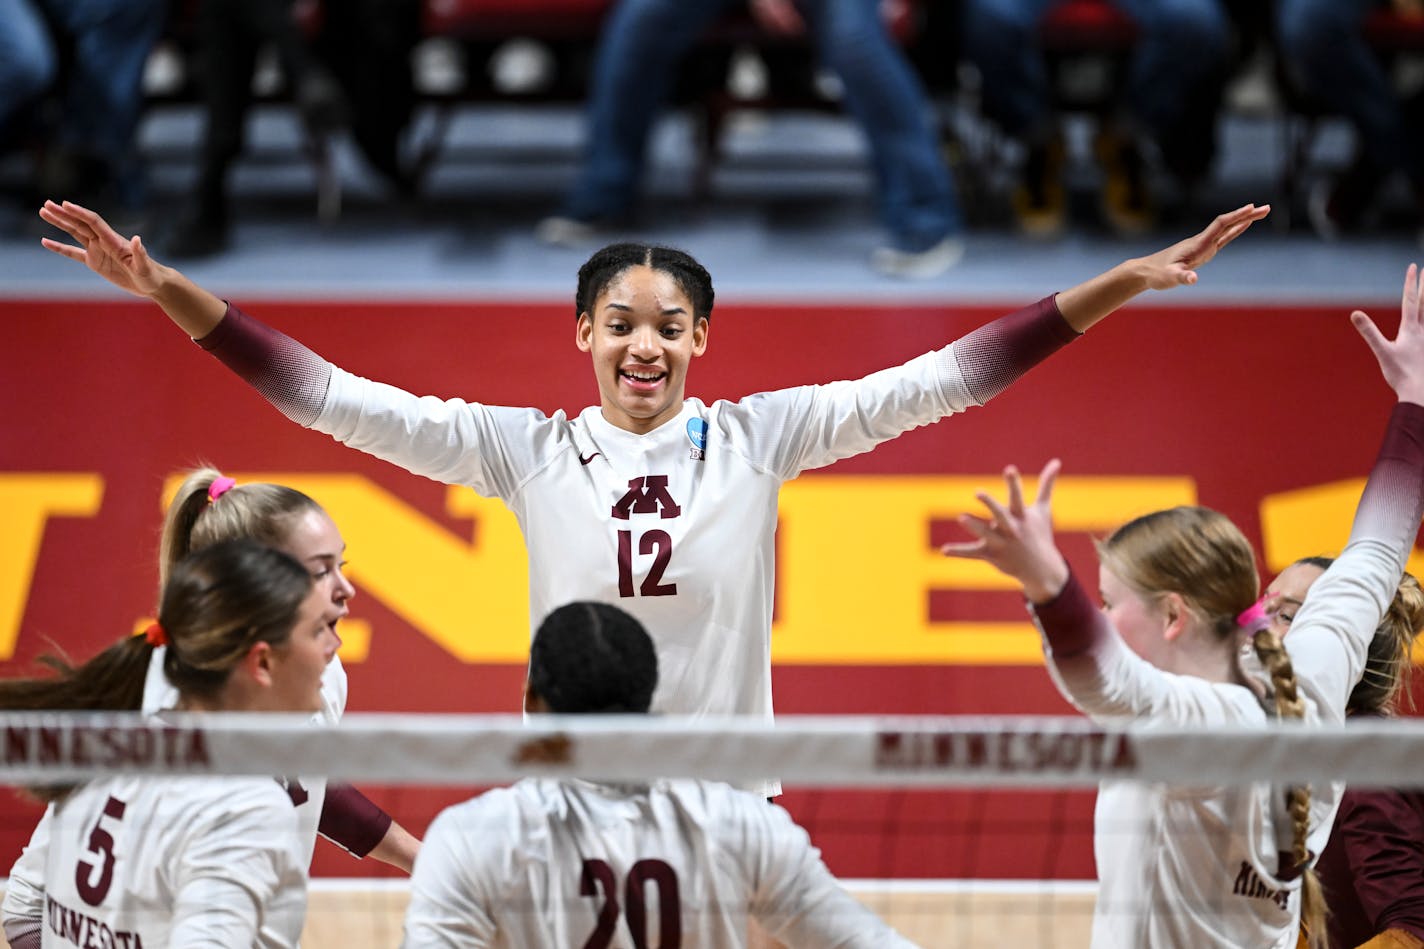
[318,782,420,870]
[170,788,307,949]
[744,798,920,947]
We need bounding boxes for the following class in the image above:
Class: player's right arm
[402,807,497,948]
[37,200,543,496]
[1,806,51,949]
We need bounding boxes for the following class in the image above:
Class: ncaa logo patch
[686,417,708,460]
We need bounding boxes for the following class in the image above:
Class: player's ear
[576,313,593,352]
[692,316,709,357]
[1160,593,1189,642]
[242,640,277,688]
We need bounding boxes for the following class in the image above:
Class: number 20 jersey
[402,778,917,948]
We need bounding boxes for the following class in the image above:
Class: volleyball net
[5,713,1423,949]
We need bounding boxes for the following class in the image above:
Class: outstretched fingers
[39,236,87,263]
[1033,458,1062,509]
[1403,262,1421,329]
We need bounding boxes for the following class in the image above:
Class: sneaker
[1012,135,1066,239]
[1096,128,1155,237]
[535,214,603,247]
[869,235,965,279]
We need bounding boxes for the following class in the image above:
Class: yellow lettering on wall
[0,474,104,660]
[1260,478,1424,578]
[165,475,529,663]
[772,475,1197,665]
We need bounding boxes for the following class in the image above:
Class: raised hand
[1137,203,1270,291]
[941,459,1070,604]
[1352,263,1424,405]
[38,200,166,298]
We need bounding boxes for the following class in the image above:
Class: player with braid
[0,540,338,949]
[36,199,1266,797]
[1265,560,1424,949]
[2,469,420,949]
[403,600,920,948]
[943,264,1424,947]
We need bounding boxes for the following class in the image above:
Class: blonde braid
[1252,626,1327,949]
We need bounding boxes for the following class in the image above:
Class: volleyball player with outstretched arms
[943,264,1424,947]
[402,600,919,948]
[2,470,419,949]
[37,200,1266,796]
[1,540,340,949]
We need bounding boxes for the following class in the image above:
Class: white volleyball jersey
[40,776,307,949]
[402,778,918,948]
[142,649,348,869]
[1028,406,1424,948]
[3,650,347,939]
[315,352,970,729]
[198,298,1078,797]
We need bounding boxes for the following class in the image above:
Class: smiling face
[576,265,709,434]
[278,508,353,648]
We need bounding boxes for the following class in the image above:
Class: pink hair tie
[1237,598,1270,634]
[207,476,237,503]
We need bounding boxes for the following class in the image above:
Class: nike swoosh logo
[579,452,601,466]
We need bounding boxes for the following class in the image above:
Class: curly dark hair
[527,601,658,713]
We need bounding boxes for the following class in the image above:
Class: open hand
[1137,203,1270,291]
[38,200,166,298]
[941,459,1070,604]
[1353,263,1424,405]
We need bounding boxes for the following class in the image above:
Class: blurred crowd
[0,0,1421,275]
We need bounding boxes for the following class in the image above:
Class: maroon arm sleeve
[3,919,41,949]
[195,303,331,427]
[1340,790,1424,941]
[950,295,1081,405]
[1026,571,1106,658]
[318,783,393,859]
[1352,402,1424,546]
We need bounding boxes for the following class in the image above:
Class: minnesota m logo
[611,475,682,519]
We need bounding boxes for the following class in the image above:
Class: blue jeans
[563,0,960,252]
[962,0,1230,143]
[1275,0,1414,177]
[0,0,164,191]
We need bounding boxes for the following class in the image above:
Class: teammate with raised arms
[38,200,1266,796]
[943,265,1424,946]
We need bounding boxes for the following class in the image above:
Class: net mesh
[4,712,1422,948]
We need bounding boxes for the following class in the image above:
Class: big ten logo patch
[686,417,708,460]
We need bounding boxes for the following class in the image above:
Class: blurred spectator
[537,0,965,279]
[1274,0,1424,240]
[166,0,419,259]
[0,0,166,226]
[961,0,1233,237]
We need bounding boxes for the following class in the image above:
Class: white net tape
[5,712,1424,787]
